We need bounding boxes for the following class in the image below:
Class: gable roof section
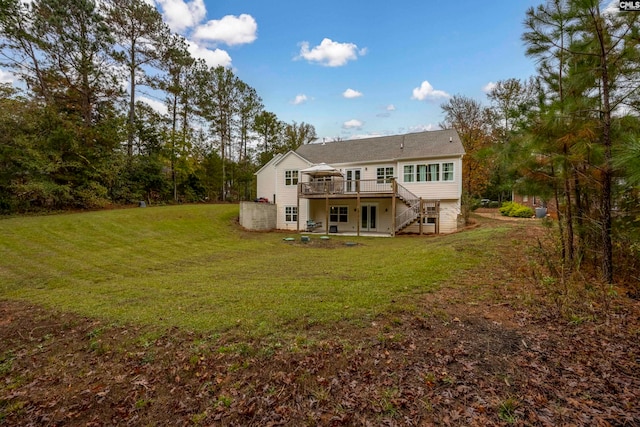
[254,151,312,176]
[254,153,283,176]
[295,129,465,165]
[273,150,312,167]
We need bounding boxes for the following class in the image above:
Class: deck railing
[396,199,421,230]
[299,179,393,196]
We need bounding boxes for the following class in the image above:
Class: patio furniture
[306,219,322,232]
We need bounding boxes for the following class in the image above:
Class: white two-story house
[255,129,465,236]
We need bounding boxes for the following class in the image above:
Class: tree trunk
[562,144,574,271]
[593,7,614,284]
[171,94,178,202]
[127,39,136,158]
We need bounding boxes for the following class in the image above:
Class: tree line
[440,0,639,286]
[0,0,316,212]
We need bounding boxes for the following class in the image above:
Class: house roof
[254,153,283,175]
[254,151,312,176]
[295,129,465,165]
[273,150,312,167]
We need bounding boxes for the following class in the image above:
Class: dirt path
[1,218,639,426]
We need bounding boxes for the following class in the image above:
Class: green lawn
[0,205,510,337]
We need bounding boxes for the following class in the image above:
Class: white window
[415,162,452,182]
[285,206,297,222]
[376,167,394,183]
[417,164,427,182]
[427,164,440,182]
[442,162,454,181]
[403,165,414,183]
[285,170,298,186]
[330,206,348,223]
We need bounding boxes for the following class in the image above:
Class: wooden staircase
[395,183,420,232]
[394,182,439,234]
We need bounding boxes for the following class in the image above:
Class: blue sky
[165,0,543,141]
[0,0,545,142]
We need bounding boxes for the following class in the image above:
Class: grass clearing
[0,204,511,337]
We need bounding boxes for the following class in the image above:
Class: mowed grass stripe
[0,205,510,336]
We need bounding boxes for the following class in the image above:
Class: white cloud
[408,124,436,133]
[297,38,365,67]
[411,80,450,101]
[482,81,497,93]
[193,14,257,46]
[139,96,168,116]
[0,69,16,84]
[186,40,232,68]
[348,132,384,140]
[386,104,396,111]
[342,119,364,130]
[291,94,308,105]
[156,0,206,33]
[342,88,363,99]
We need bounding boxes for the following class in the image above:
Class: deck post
[436,200,440,235]
[325,192,329,235]
[356,180,361,236]
[297,189,300,232]
[419,198,423,235]
[391,179,397,237]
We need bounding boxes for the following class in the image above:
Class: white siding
[256,164,277,203]
[274,154,310,230]
[255,154,283,203]
[400,200,460,234]
[397,157,462,200]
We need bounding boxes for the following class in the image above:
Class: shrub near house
[499,201,534,218]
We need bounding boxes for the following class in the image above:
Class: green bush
[499,201,514,216]
[499,201,534,218]
[512,205,535,218]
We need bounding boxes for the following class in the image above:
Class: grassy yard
[0,204,510,337]
[3,206,639,426]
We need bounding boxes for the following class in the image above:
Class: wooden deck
[297,178,441,236]
[298,179,393,199]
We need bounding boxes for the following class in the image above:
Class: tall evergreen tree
[195,65,241,201]
[106,0,168,157]
[282,121,317,152]
[523,0,640,283]
[157,34,194,201]
[253,110,283,166]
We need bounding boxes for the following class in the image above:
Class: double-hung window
[329,206,348,223]
[285,206,297,222]
[427,164,440,182]
[416,165,427,182]
[285,170,299,186]
[403,165,414,183]
[376,167,394,184]
[442,162,454,181]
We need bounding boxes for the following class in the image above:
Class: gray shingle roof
[295,129,465,165]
